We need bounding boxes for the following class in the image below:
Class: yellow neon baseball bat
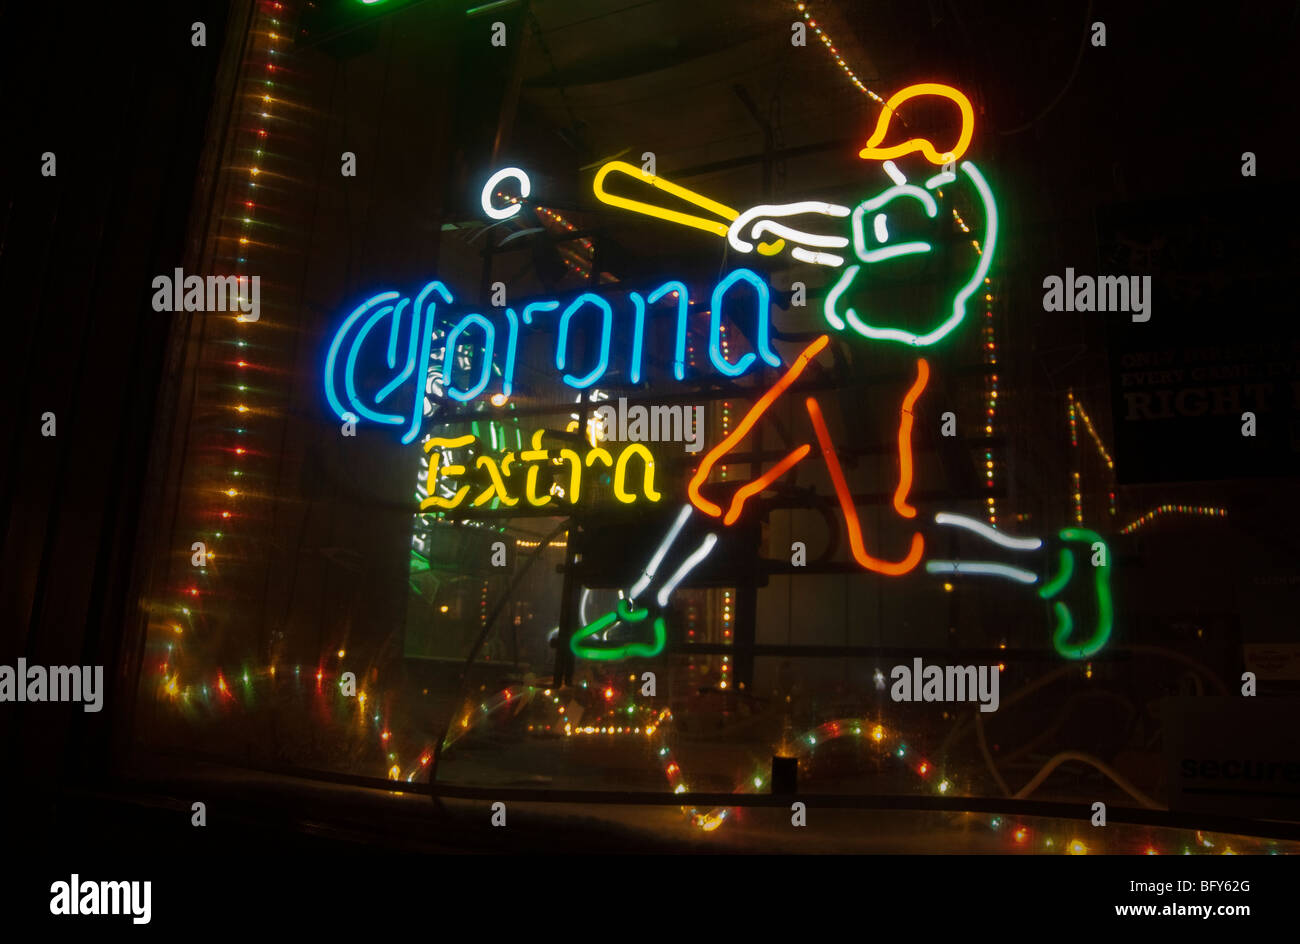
[592,160,784,255]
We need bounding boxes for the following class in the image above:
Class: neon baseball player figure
[572,84,1112,663]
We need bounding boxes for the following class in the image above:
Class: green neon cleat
[1037,528,1114,660]
[569,599,667,661]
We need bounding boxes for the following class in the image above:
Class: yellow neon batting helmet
[858,83,975,165]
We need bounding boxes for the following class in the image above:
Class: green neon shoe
[1037,528,1114,660]
[569,599,667,661]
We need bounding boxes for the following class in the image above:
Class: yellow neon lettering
[557,447,584,502]
[420,434,474,511]
[472,452,519,507]
[585,446,614,468]
[614,443,661,503]
[417,429,666,512]
[522,429,552,507]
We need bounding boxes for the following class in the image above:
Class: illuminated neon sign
[323,268,783,443]
[857,83,975,165]
[590,113,997,347]
[327,84,997,442]
[824,160,998,347]
[569,83,1111,663]
[1039,528,1113,659]
[322,82,1115,664]
[480,167,531,221]
[421,428,662,512]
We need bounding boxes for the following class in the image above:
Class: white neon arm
[747,220,850,249]
[727,201,851,253]
[629,504,693,601]
[934,512,1043,551]
[656,533,719,607]
[924,560,1038,585]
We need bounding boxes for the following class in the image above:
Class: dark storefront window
[114,0,1299,855]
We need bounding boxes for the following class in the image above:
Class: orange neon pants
[687,334,928,576]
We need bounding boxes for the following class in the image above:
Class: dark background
[0,0,1297,880]
[0,0,235,814]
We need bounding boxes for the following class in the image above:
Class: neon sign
[567,82,1110,662]
[323,268,784,443]
[421,428,662,512]
[824,160,998,347]
[480,167,531,221]
[1039,528,1113,659]
[324,281,451,444]
[857,83,975,165]
[322,82,1115,663]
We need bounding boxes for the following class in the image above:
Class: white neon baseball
[481,167,532,221]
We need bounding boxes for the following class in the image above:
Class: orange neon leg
[805,395,924,576]
[688,334,831,518]
[892,358,929,519]
[722,443,812,525]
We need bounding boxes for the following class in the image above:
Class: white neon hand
[727,201,851,267]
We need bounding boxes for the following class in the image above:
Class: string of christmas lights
[720,589,733,689]
[1067,390,1084,523]
[793,2,887,104]
[157,0,296,706]
[144,5,1279,857]
[1073,393,1117,516]
[168,655,1295,854]
[686,717,946,831]
[1120,505,1228,535]
[719,324,729,481]
[495,190,597,280]
[982,278,998,525]
[152,1,489,789]
[1074,396,1114,471]
[947,203,998,525]
[677,715,1293,852]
